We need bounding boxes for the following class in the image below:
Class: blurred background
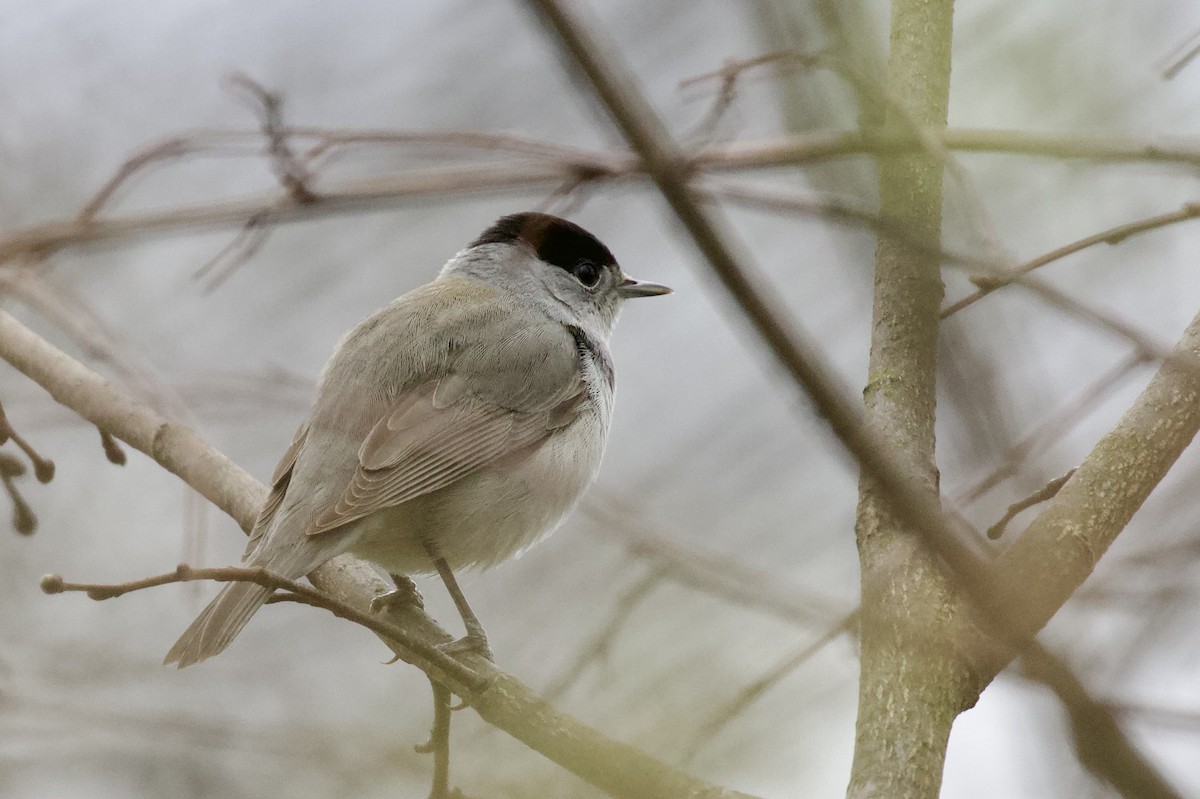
[2,1,1200,796]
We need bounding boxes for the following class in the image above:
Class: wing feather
[305,322,588,538]
[244,422,309,557]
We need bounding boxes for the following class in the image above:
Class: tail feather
[163,580,274,668]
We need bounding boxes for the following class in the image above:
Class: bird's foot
[370,573,425,613]
[437,630,494,662]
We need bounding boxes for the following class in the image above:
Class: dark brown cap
[471,213,617,274]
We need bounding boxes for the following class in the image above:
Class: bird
[164,212,670,667]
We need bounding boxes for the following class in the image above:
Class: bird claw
[437,631,494,662]
[370,574,424,613]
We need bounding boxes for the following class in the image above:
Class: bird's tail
[163,580,274,668]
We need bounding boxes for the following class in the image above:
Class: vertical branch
[849,2,960,799]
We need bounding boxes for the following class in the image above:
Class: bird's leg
[370,573,425,614]
[425,543,494,661]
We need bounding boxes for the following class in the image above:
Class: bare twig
[942,203,1200,318]
[0,163,614,265]
[7,125,1200,266]
[40,563,488,690]
[226,74,318,204]
[953,352,1147,507]
[1020,648,1184,799]
[682,611,857,763]
[542,568,664,702]
[986,468,1076,540]
[418,681,454,799]
[78,135,267,222]
[1159,27,1200,80]
[192,211,272,291]
[0,451,37,534]
[695,128,1200,172]
[0,400,54,482]
[582,499,846,628]
[706,178,996,272]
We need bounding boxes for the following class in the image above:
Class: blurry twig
[543,568,665,702]
[7,128,1200,266]
[682,611,857,764]
[0,399,55,483]
[192,211,272,292]
[953,352,1146,506]
[706,178,996,272]
[1159,27,1200,80]
[678,50,826,147]
[1109,701,1200,733]
[0,451,37,534]
[78,133,267,222]
[582,498,846,628]
[1021,649,1184,799]
[943,203,1200,318]
[226,73,317,204]
[679,49,826,91]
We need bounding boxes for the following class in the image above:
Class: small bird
[165,212,670,667]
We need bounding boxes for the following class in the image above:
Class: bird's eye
[572,260,602,288]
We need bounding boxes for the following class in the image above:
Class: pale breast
[345,317,616,574]
[346,405,609,573]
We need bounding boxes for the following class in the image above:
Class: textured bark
[848,1,960,798]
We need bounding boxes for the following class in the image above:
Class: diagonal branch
[522,2,1182,797]
[986,307,1200,651]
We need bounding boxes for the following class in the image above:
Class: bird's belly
[346,417,605,574]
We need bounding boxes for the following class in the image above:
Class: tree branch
[848,1,958,796]
[985,306,1200,657]
[521,2,1182,798]
[0,308,757,799]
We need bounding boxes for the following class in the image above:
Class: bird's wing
[305,321,586,538]
[243,421,309,558]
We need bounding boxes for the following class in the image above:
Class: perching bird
[165,212,670,667]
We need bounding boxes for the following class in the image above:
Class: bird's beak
[615,276,672,298]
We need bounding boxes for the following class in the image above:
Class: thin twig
[682,611,857,764]
[226,74,317,204]
[418,681,454,799]
[192,211,272,292]
[0,163,612,265]
[39,563,489,691]
[942,203,1200,318]
[706,178,997,272]
[1159,27,1200,81]
[78,134,267,221]
[542,568,664,702]
[581,499,846,628]
[952,352,1146,506]
[0,451,37,534]
[986,468,1076,540]
[0,399,54,482]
